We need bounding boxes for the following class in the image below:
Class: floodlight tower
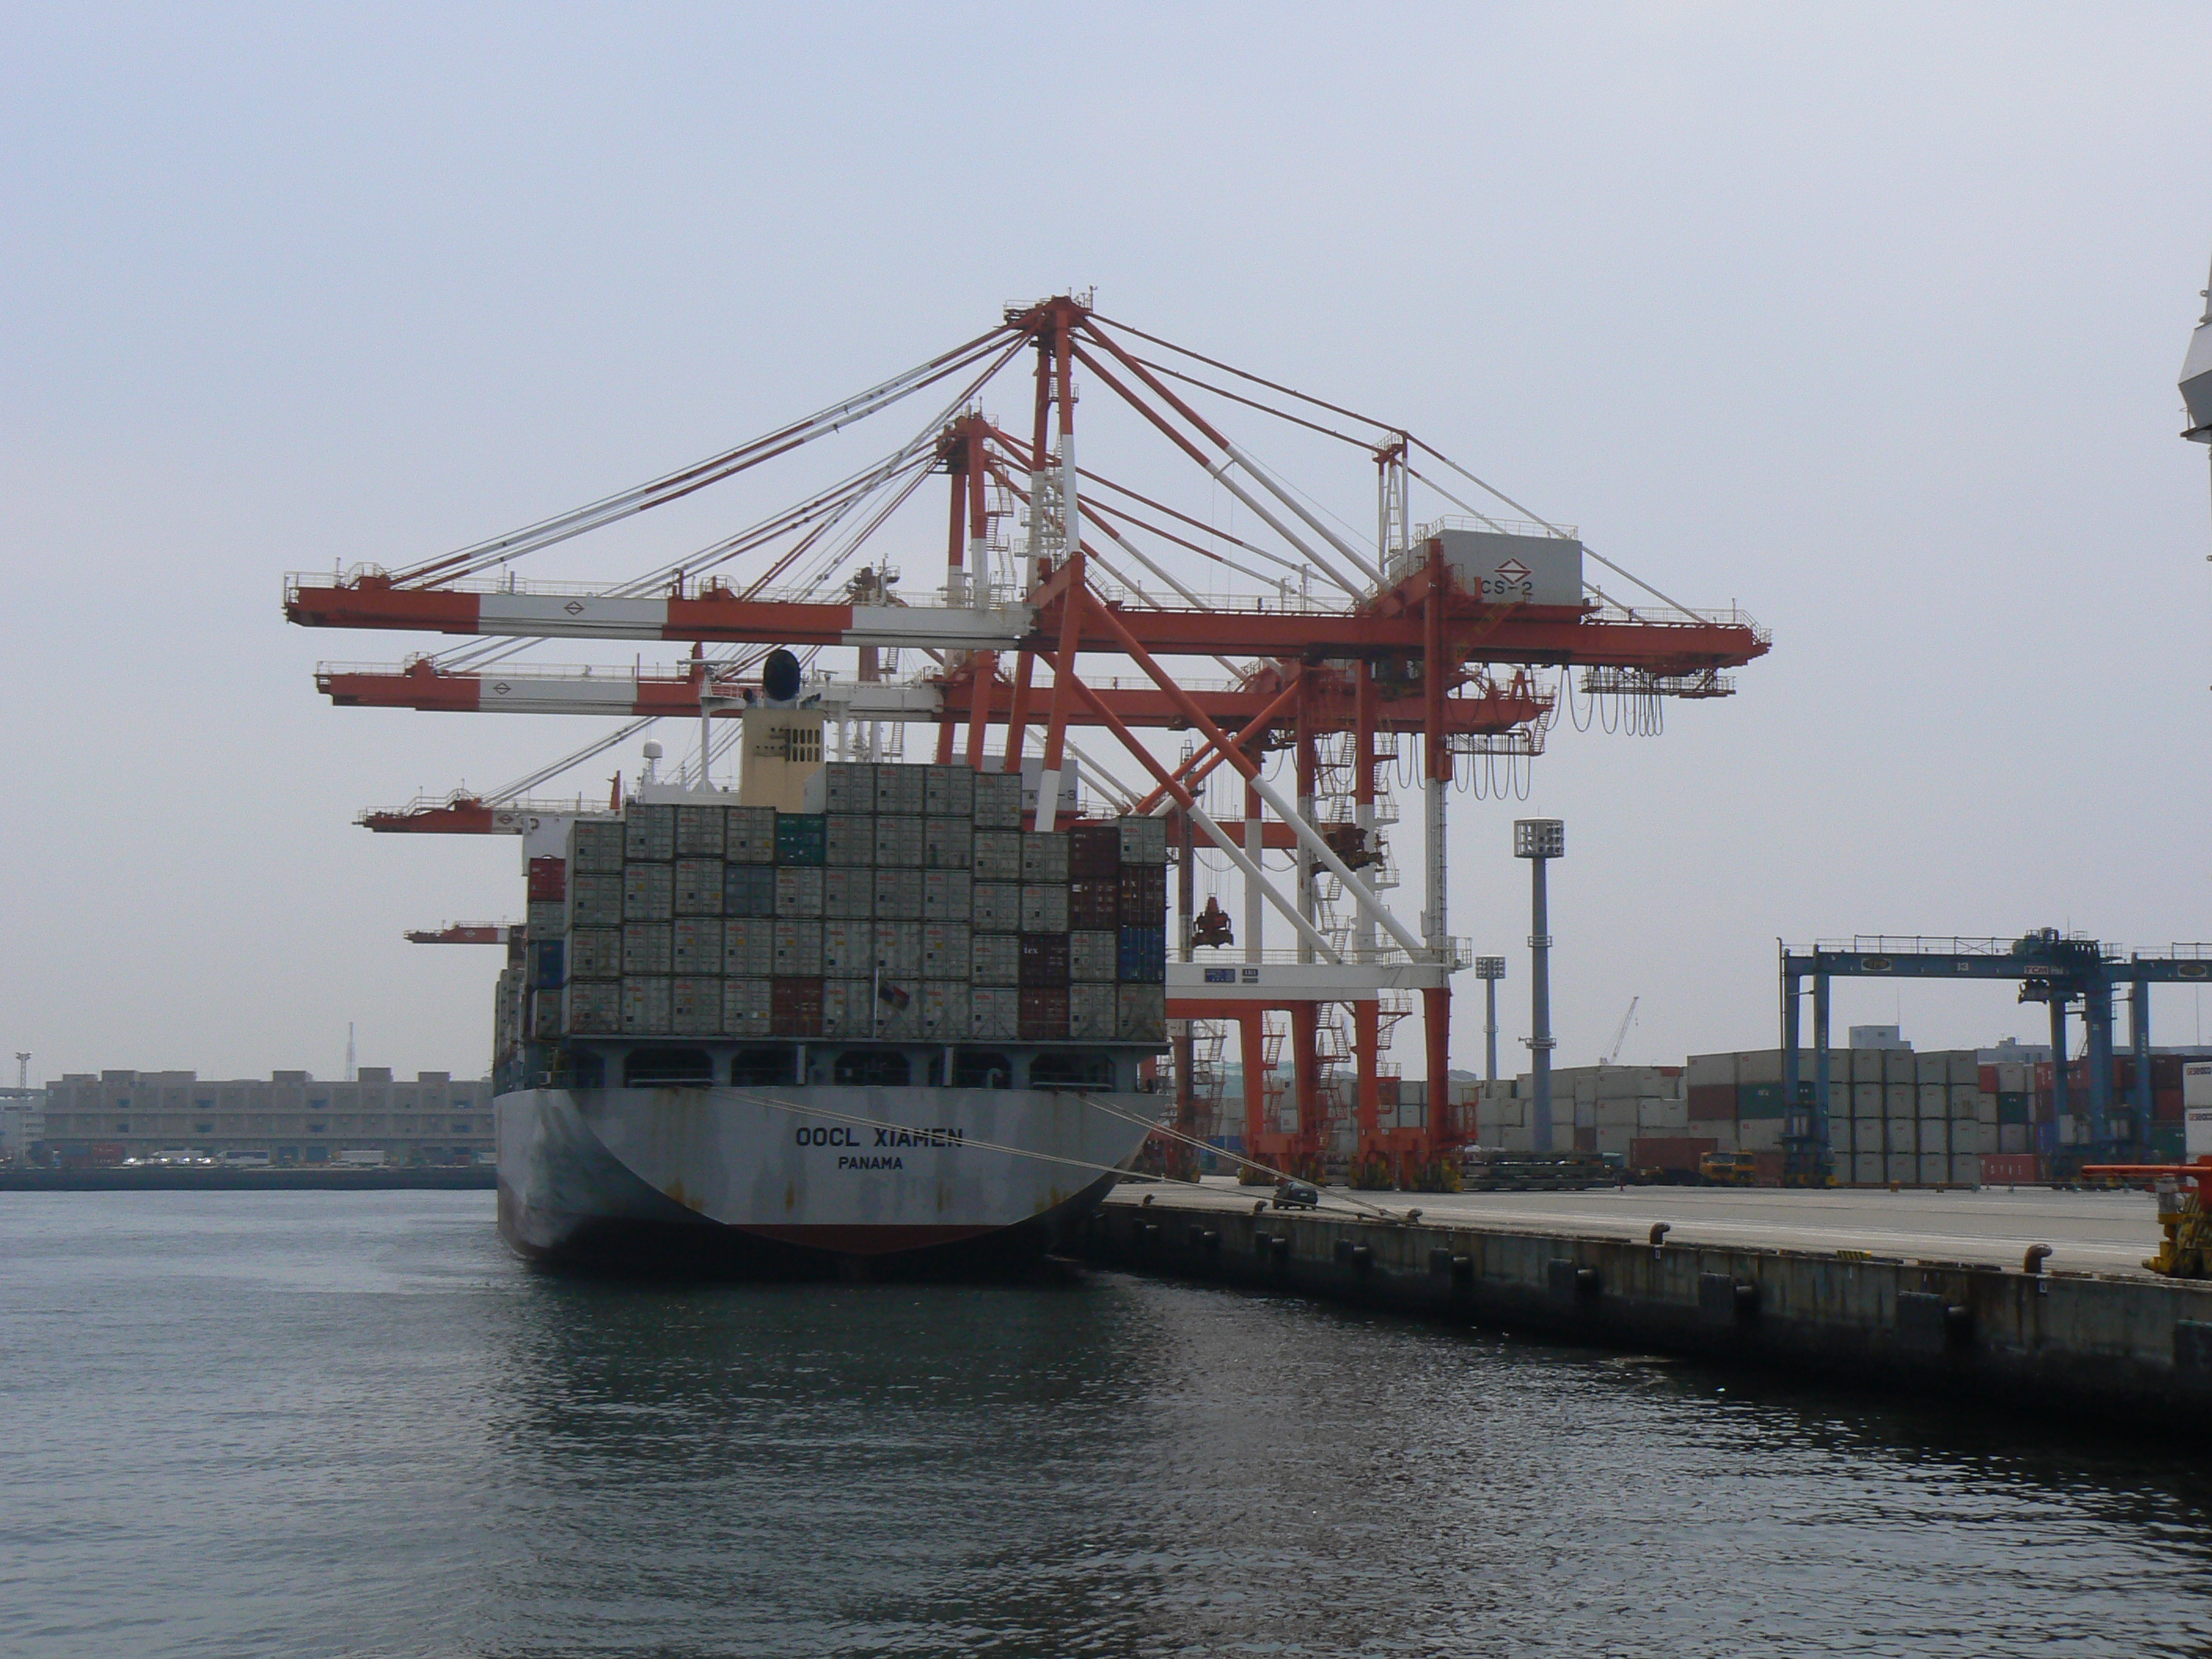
[1514,820,1564,1153]
[1474,958,1507,1082]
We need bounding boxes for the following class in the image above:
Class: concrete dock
[1079,1178,2212,1418]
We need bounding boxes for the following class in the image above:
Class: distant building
[38,1068,494,1166]
[0,1086,44,1166]
[1976,1036,2052,1066]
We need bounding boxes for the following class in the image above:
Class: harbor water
[4,1192,2212,1657]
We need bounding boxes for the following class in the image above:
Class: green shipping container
[1998,1092,2030,1125]
[1737,1082,1786,1119]
[775,813,827,866]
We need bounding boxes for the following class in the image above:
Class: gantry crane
[287,295,1768,1188]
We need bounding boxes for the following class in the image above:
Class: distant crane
[1601,997,1639,1066]
[13,1053,27,1090]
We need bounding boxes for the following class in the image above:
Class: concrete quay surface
[1079,1178,2212,1419]
[1127,1177,2170,1277]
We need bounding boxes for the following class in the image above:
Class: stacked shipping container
[533,763,1169,1049]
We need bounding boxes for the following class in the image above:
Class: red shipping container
[1629,1136,1719,1174]
[2155,1087,2185,1123]
[527,856,567,901]
[1069,879,1120,928]
[1018,935,1070,987]
[1979,1065,1999,1094]
[2156,1054,2186,1089]
[1068,823,1121,880]
[1982,1153,2042,1184]
[1749,1152,1785,1186]
[1686,1083,1737,1121]
[1117,866,1167,925]
[1018,987,1069,1041]
[1573,1128,1598,1152]
[770,977,823,1038]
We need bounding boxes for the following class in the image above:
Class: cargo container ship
[493,756,1171,1273]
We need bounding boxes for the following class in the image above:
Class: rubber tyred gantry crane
[288,295,1768,1188]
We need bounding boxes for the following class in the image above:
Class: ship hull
[495,1083,1153,1276]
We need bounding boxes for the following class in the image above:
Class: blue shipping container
[723,864,778,917]
[1117,925,1166,983]
[533,939,566,991]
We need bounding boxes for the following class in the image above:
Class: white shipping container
[923,764,974,819]
[1020,884,1070,933]
[570,927,621,980]
[622,923,672,976]
[1737,1049,1784,1086]
[825,814,874,866]
[623,863,676,922]
[1685,1053,1737,1088]
[973,882,1021,932]
[1853,1152,1885,1185]
[2185,1064,2212,1110]
[624,804,676,862]
[873,868,924,921]
[923,818,972,869]
[1884,1153,1917,1185]
[921,981,968,1038]
[672,916,723,974]
[1832,1121,1854,1153]
[972,985,1020,1039]
[1119,815,1168,866]
[972,770,1023,830]
[674,858,723,915]
[1851,1082,1883,1119]
[621,977,672,1035]
[1884,1119,1917,1155]
[874,765,925,816]
[873,816,924,868]
[972,933,1020,986]
[1949,1153,1982,1188]
[2188,1107,2212,1158]
[823,867,872,919]
[1118,984,1167,1043]
[822,980,872,1039]
[1917,1083,1947,1119]
[822,920,870,976]
[972,831,1023,882]
[671,976,720,1036]
[873,921,924,978]
[527,899,566,939]
[774,866,824,918]
[676,804,725,859]
[571,819,625,874]
[723,917,774,978]
[1595,1100,1639,1130]
[1070,982,1117,1040]
[1738,1117,1783,1152]
[876,984,921,1041]
[921,868,972,921]
[1635,1097,1690,1132]
[727,805,776,863]
[567,981,621,1035]
[772,919,822,978]
[723,977,772,1038]
[1069,930,1117,982]
[1020,833,1071,883]
[1998,1123,2030,1154]
[1595,1125,1634,1156]
[570,872,624,928]
[1917,1152,1948,1185]
[922,922,971,980]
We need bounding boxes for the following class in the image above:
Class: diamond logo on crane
[565,600,586,615]
[1496,558,1530,583]
[493,682,511,696]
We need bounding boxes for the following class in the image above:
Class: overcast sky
[5,4,2210,1085]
